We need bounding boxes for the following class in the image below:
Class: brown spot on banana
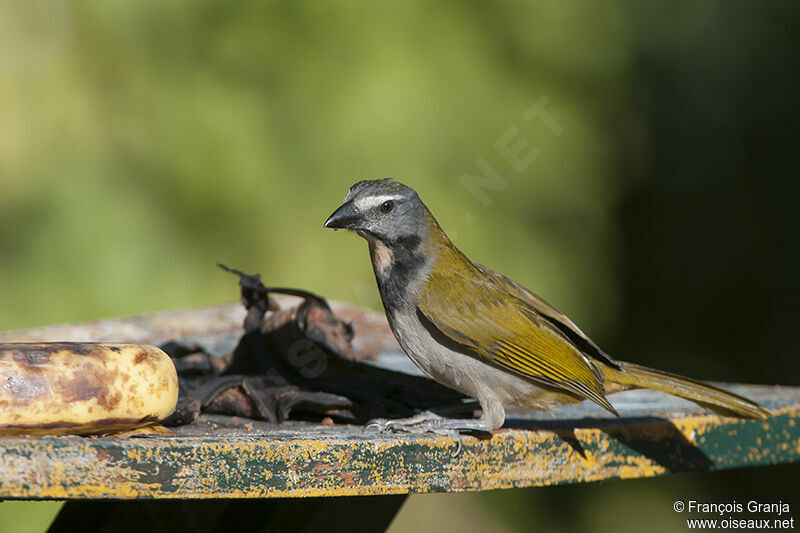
[0,343,178,435]
[134,350,148,365]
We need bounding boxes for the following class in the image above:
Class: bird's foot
[364,410,448,434]
[364,411,489,456]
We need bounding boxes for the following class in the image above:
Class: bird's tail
[602,361,770,420]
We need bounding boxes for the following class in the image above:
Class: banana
[0,343,178,435]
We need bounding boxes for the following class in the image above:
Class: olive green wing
[502,274,621,370]
[417,263,617,414]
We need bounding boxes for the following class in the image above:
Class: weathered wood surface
[0,303,797,500]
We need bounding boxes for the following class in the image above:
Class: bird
[323,178,769,434]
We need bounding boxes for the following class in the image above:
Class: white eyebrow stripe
[353,194,398,211]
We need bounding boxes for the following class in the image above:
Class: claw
[450,433,463,457]
[363,418,389,433]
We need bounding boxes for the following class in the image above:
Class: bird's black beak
[323,201,362,230]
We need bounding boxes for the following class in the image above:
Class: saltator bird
[324,178,768,433]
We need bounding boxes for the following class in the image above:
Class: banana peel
[0,343,178,435]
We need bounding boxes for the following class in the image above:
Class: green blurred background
[1,0,798,531]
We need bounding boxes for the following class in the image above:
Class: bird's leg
[364,400,503,456]
[364,411,478,456]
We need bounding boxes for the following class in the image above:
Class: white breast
[388,308,549,411]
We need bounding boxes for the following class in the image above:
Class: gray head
[324,179,428,246]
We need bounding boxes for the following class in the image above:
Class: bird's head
[324,179,431,247]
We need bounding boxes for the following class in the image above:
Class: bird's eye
[380,200,395,214]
